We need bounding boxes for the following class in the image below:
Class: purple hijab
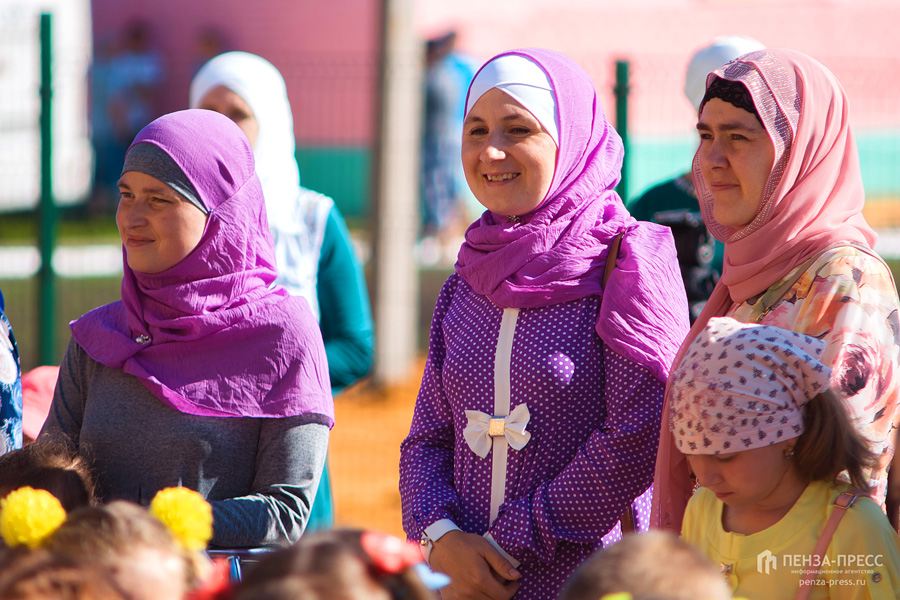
[71,110,333,422]
[456,49,689,382]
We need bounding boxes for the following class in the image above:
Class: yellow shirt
[682,481,900,599]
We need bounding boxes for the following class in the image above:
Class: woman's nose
[703,138,727,169]
[118,200,148,227]
[481,135,506,162]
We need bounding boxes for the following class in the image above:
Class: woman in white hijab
[190,51,374,531]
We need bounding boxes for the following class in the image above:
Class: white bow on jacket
[463,403,532,459]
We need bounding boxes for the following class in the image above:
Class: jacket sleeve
[316,207,374,395]
[399,276,463,540]
[40,337,88,444]
[210,414,330,547]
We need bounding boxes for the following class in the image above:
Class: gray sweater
[41,338,329,548]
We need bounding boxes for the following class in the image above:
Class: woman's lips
[484,173,520,185]
[125,236,153,247]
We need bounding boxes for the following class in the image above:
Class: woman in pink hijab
[652,49,900,533]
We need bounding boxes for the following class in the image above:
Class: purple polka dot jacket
[400,275,667,599]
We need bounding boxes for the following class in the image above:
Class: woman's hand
[429,530,521,600]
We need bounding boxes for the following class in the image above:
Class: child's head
[232,529,443,600]
[45,501,195,600]
[559,531,731,600]
[670,317,875,506]
[0,437,95,511]
[0,546,125,600]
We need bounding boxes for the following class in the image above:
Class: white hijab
[190,51,332,319]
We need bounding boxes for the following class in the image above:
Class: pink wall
[416,0,900,132]
[92,0,900,147]
[91,0,379,145]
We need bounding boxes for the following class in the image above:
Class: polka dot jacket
[399,274,665,600]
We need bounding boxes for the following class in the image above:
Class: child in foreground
[558,530,731,600]
[0,486,214,599]
[672,317,900,599]
[230,528,448,600]
[0,437,95,511]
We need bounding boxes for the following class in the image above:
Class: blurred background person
[629,35,764,322]
[419,31,479,265]
[190,51,375,532]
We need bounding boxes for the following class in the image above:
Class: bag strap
[602,230,635,534]
[794,490,864,600]
[603,231,625,288]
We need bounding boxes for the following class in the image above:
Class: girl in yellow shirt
[673,317,900,600]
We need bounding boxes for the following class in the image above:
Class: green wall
[296,146,370,221]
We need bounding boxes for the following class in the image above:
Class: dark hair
[232,529,436,600]
[793,388,877,491]
[0,437,95,511]
[558,531,731,600]
[700,76,760,121]
[0,547,126,600]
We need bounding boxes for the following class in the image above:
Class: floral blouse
[729,244,900,502]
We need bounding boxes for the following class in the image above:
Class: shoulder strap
[603,231,625,288]
[794,490,864,600]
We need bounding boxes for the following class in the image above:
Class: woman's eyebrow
[696,121,762,132]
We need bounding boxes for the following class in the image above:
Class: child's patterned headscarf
[669,317,831,454]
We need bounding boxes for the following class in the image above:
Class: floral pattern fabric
[0,301,23,455]
[729,245,900,501]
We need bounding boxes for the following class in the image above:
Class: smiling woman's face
[116,171,208,274]
[696,97,775,228]
[461,88,558,217]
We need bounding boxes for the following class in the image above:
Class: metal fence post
[38,12,57,365]
[614,59,630,202]
[369,0,423,386]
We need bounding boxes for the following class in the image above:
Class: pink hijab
[71,110,333,422]
[651,49,877,531]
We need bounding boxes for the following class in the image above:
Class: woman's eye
[698,132,712,141]
[150,196,171,205]
[509,127,530,134]
[730,134,747,141]
[468,127,488,136]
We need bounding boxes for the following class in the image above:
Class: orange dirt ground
[329,361,424,538]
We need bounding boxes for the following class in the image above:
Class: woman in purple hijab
[40,109,333,548]
[399,49,690,600]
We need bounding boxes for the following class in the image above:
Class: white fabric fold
[463,403,532,459]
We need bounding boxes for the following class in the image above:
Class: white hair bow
[463,403,532,459]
